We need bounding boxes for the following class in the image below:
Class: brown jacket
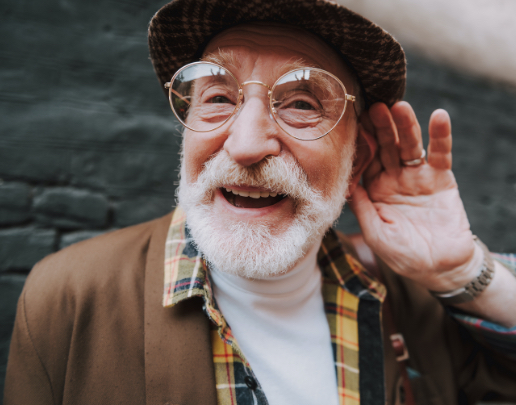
[5,213,516,405]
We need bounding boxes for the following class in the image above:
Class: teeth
[224,188,278,198]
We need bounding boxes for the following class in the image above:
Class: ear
[346,121,377,198]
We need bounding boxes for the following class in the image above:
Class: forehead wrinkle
[220,23,332,61]
[203,28,331,75]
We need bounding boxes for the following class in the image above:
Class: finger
[428,109,452,170]
[369,102,400,172]
[348,185,381,244]
[390,101,424,162]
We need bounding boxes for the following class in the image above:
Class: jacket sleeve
[447,254,516,360]
[4,218,162,405]
[4,250,74,405]
[4,289,55,405]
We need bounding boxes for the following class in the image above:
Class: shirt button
[244,376,257,390]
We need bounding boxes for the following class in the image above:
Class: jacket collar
[144,211,217,405]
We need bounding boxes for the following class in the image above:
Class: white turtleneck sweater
[210,240,339,405]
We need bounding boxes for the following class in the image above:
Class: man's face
[177,23,363,278]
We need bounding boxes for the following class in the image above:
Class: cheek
[182,131,227,182]
[288,145,343,196]
[291,132,355,195]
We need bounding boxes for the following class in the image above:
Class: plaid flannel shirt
[163,207,516,405]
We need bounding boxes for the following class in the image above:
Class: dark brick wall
[1,0,516,400]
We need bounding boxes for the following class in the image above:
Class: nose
[223,88,282,167]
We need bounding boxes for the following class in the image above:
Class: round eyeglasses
[164,62,356,141]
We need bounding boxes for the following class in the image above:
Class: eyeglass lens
[169,63,347,140]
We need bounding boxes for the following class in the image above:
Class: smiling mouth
[221,187,286,209]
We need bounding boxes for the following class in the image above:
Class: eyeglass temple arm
[165,82,191,106]
[345,94,359,118]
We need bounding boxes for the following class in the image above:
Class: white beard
[177,146,355,279]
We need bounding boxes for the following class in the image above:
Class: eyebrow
[276,59,322,77]
[202,50,242,72]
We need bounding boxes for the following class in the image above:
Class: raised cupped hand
[349,101,479,292]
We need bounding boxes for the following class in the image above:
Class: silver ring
[402,149,426,167]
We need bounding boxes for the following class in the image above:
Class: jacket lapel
[144,212,217,405]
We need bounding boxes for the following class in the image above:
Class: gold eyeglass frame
[164,61,356,141]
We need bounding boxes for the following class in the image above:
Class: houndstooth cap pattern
[148,0,406,107]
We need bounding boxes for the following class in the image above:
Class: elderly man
[5,0,516,404]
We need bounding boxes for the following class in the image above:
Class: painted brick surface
[33,187,109,229]
[0,274,26,400]
[0,228,56,272]
[114,196,174,228]
[0,183,32,226]
[60,230,109,249]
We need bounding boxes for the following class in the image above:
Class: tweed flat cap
[148,0,406,107]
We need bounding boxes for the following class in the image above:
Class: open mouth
[221,187,286,209]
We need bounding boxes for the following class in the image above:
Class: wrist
[430,237,495,305]
[430,241,484,292]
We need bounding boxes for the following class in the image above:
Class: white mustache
[186,151,323,204]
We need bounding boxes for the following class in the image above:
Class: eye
[273,89,321,112]
[290,100,315,110]
[209,95,232,104]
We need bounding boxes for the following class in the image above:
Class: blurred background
[1,0,515,400]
